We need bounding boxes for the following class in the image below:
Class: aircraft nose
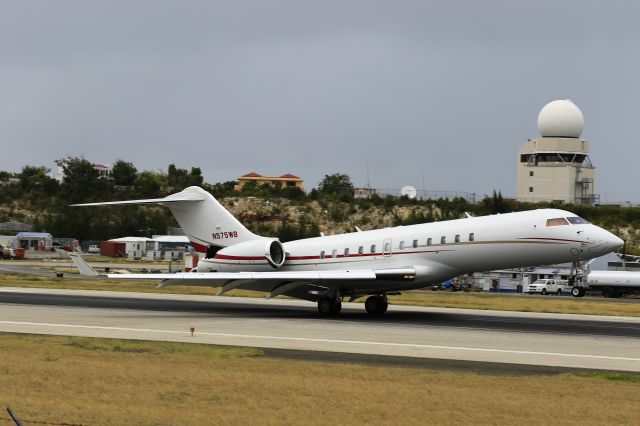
[608,233,625,251]
[592,227,624,254]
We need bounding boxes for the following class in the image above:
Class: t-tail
[73,186,261,254]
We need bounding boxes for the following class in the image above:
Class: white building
[516,100,598,205]
[50,163,112,183]
[107,235,193,260]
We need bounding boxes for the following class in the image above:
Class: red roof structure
[241,172,263,177]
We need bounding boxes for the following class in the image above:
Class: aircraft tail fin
[73,186,260,253]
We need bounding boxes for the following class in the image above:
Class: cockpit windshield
[566,216,590,225]
[546,216,590,226]
[546,218,569,226]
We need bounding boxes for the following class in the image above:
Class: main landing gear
[364,295,388,315]
[317,296,342,315]
[317,294,390,315]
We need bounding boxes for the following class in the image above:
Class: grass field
[1,273,639,317]
[0,333,638,425]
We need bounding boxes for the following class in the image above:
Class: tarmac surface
[1,287,639,374]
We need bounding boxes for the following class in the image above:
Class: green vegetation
[1,161,639,251]
[570,372,640,383]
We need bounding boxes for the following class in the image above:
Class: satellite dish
[400,185,417,199]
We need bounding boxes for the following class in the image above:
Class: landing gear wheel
[365,295,388,315]
[317,297,341,315]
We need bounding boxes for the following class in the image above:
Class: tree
[134,171,163,198]
[317,173,354,198]
[481,190,511,214]
[167,164,204,190]
[111,160,138,186]
[17,166,58,195]
[55,157,106,203]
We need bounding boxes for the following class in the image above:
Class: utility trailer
[571,270,640,298]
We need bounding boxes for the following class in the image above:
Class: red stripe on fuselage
[518,237,586,244]
[213,254,266,261]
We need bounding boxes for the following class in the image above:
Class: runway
[0,287,639,373]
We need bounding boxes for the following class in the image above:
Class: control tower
[516,100,598,205]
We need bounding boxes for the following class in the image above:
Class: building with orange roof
[234,172,304,191]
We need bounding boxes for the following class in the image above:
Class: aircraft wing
[67,252,416,301]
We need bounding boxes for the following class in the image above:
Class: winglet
[66,252,101,277]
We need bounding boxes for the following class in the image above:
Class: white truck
[526,278,568,295]
[571,270,640,298]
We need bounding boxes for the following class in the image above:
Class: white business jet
[70,186,623,315]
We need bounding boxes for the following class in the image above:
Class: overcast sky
[1,1,638,201]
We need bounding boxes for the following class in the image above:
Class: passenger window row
[319,233,476,258]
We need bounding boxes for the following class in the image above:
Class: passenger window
[332,249,337,258]
[320,250,325,259]
[358,246,364,255]
[469,233,475,242]
[370,244,376,253]
[440,236,446,244]
[546,218,569,226]
[413,239,418,248]
[454,234,460,243]
[427,238,432,246]
[344,248,349,256]
[399,241,405,250]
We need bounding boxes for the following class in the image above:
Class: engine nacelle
[214,238,286,269]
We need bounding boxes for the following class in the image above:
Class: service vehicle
[526,278,566,295]
[0,244,16,259]
[571,270,640,298]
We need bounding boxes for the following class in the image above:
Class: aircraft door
[383,238,392,257]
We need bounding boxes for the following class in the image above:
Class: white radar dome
[537,99,584,138]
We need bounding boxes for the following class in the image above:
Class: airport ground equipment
[572,270,640,298]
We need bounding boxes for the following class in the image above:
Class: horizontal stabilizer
[66,252,100,277]
[71,193,205,207]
